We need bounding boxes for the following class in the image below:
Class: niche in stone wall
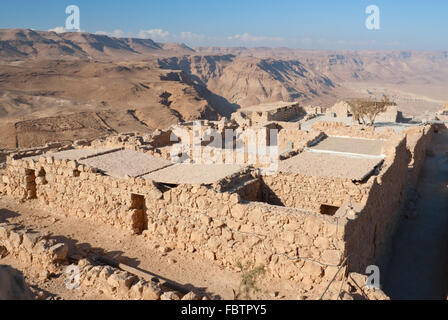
[237,179,286,207]
[319,204,339,216]
[25,169,37,199]
[130,193,148,234]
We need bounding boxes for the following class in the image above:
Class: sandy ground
[0,196,310,300]
[383,131,448,299]
[279,151,383,180]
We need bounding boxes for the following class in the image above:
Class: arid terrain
[1,28,447,149]
[1,28,448,299]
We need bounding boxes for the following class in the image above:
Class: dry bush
[347,95,396,125]
[235,262,266,300]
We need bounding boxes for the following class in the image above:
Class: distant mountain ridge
[0,28,195,61]
[0,28,447,148]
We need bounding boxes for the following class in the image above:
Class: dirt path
[0,196,307,300]
[383,130,448,299]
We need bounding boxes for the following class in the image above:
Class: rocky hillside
[1,29,447,148]
[157,55,336,107]
[195,47,448,84]
[0,28,194,61]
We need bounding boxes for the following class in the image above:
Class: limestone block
[0,224,15,239]
[48,243,68,262]
[160,291,180,300]
[22,232,42,252]
[301,261,323,279]
[231,204,246,220]
[207,236,221,251]
[283,231,296,244]
[140,281,161,300]
[247,207,264,224]
[181,291,200,301]
[314,237,330,250]
[321,250,343,265]
[8,231,23,249]
[129,280,144,300]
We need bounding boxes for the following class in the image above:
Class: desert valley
[1,29,447,149]
[1,26,448,302]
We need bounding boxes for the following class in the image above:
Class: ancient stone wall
[375,106,399,123]
[406,125,434,186]
[278,129,315,152]
[0,155,348,285]
[327,101,351,118]
[267,104,305,122]
[0,125,432,288]
[343,136,409,272]
[0,222,189,300]
[0,143,71,164]
[0,156,163,234]
[261,173,366,211]
[311,122,399,140]
[0,223,68,274]
[237,104,305,125]
[147,185,346,285]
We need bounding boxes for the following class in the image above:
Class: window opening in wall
[154,182,178,193]
[25,169,37,199]
[130,193,147,234]
[320,204,340,216]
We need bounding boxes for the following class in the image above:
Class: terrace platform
[142,163,245,185]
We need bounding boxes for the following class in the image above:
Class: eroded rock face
[0,265,34,300]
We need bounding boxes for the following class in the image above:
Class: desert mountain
[158,55,336,107]
[196,46,448,83]
[0,29,447,148]
[0,28,194,61]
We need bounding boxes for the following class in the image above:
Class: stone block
[8,231,23,249]
[48,243,68,262]
[141,281,162,300]
[321,250,343,265]
[22,232,42,252]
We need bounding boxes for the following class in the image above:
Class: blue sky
[0,0,447,50]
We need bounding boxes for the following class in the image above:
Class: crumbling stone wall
[0,223,68,274]
[375,106,399,123]
[146,185,346,286]
[327,101,351,118]
[343,136,409,272]
[311,122,398,140]
[0,143,71,163]
[278,129,320,152]
[406,125,434,185]
[261,173,366,211]
[0,125,433,288]
[0,156,163,234]
[0,222,189,300]
[0,155,346,285]
[237,104,306,125]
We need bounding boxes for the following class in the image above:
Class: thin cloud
[48,26,67,34]
[95,30,127,38]
[179,31,206,41]
[137,29,170,41]
[227,33,284,42]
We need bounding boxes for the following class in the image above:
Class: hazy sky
[0,0,447,50]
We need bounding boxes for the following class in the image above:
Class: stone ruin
[0,101,441,299]
[326,100,399,123]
